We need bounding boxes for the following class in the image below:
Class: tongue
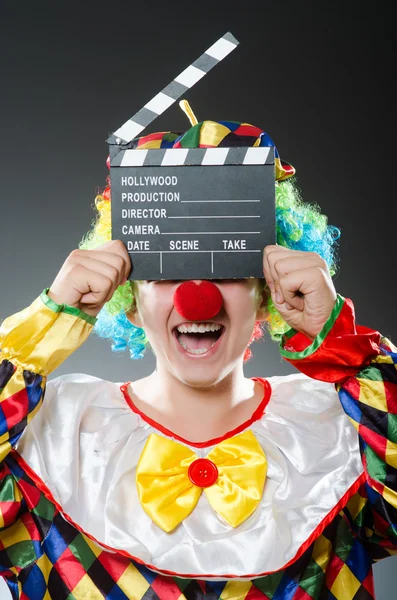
[178,332,219,350]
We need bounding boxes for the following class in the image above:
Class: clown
[0,111,396,600]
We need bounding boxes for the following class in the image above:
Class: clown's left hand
[263,246,337,340]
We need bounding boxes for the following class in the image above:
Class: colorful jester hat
[121,100,295,182]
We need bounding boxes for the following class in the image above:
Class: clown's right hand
[47,241,131,317]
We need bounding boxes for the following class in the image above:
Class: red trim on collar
[120,377,272,448]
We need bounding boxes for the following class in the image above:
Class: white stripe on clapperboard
[110,32,239,145]
[119,147,271,167]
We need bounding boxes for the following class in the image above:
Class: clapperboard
[108,32,276,280]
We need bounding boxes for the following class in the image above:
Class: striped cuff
[280,295,345,360]
[278,295,381,383]
[41,289,97,326]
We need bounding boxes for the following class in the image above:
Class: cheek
[136,287,172,332]
[223,285,258,326]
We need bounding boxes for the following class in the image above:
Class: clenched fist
[263,246,337,340]
[48,240,131,317]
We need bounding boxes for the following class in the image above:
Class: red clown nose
[173,281,223,321]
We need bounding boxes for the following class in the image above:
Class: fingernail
[275,291,282,303]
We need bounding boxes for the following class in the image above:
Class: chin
[172,362,237,390]
[179,376,219,389]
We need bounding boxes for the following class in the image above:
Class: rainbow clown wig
[80,111,340,361]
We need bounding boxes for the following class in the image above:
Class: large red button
[188,458,219,488]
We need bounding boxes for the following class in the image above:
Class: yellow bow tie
[136,430,267,533]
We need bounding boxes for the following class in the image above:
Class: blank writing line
[160,231,261,235]
[180,200,260,203]
[168,216,260,219]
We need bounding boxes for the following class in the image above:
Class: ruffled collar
[16,372,364,578]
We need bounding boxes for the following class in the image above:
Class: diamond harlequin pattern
[0,458,381,600]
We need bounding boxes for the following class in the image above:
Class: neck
[130,363,263,443]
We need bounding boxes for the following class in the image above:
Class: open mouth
[173,323,225,355]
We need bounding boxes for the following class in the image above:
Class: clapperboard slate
[108,33,276,280]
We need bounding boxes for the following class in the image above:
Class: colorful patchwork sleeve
[0,291,95,534]
[280,294,397,560]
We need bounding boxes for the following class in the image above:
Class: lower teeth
[178,340,217,354]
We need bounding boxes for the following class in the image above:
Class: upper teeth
[176,323,222,333]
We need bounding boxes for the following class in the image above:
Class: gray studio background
[0,2,396,598]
